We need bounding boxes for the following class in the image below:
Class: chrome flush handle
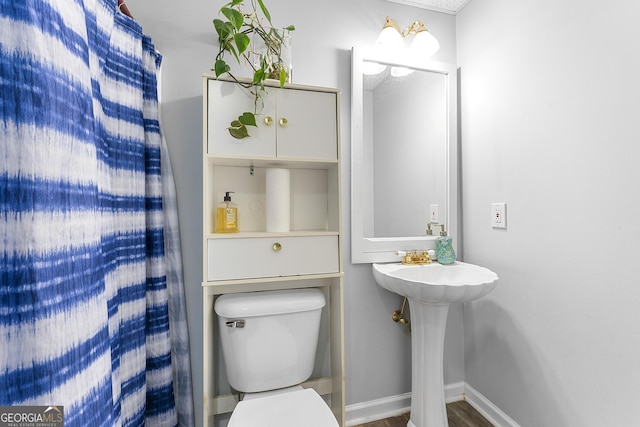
[225,320,246,328]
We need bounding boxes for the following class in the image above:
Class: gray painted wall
[457,0,640,425]
[128,1,459,425]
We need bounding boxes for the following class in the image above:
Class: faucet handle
[418,251,432,264]
[397,250,415,265]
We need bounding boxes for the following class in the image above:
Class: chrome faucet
[426,223,447,236]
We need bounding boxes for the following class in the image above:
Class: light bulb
[375,17,403,59]
[363,62,387,75]
[391,67,414,77]
[411,29,440,59]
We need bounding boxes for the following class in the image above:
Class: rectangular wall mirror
[351,47,458,263]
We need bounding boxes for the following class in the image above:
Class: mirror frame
[350,47,458,263]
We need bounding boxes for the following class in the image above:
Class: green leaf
[284,25,295,32]
[238,112,257,127]
[221,7,244,31]
[253,68,265,84]
[233,33,250,55]
[256,0,272,23]
[228,120,250,139]
[279,68,287,87]
[225,42,240,63]
[213,19,232,40]
[259,55,268,71]
[214,59,231,77]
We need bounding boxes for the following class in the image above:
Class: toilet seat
[228,388,339,427]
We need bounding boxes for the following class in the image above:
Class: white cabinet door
[207,235,339,281]
[208,81,337,160]
[276,89,337,160]
[207,80,276,156]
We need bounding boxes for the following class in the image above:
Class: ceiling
[384,0,472,14]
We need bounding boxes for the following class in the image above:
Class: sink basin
[372,261,498,427]
[372,261,499,304]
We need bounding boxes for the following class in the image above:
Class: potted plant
[213,0,294,139]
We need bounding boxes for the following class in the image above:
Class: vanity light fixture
[374,16,440,74]
[375,17,405,54]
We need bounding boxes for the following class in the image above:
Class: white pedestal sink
[372,261,499,427]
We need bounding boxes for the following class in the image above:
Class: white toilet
[214,288,339,427]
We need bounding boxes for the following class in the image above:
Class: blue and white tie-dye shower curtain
[0,0,194,425]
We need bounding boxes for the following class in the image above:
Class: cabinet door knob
[279,117,288,128]
[272,242,282,252]
[264,116,274,126]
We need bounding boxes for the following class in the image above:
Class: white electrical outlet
[491,203,507,229]
[430,204,439,223]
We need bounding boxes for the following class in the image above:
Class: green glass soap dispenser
[436,224,456,265]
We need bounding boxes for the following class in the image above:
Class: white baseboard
[444,381,465,404]
[345,392,412,426]
[463,382,520,427]
[345,382,519,427]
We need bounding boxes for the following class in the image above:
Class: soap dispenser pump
[436,224,456,265]
[215,191,238,233]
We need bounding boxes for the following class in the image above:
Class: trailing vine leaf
[256,0,272,24]
[253,69,264,84]
[221,7,243,30]
[279,68,286,87]
[228,120,249,139]
[214,59,230,77]
[213,19,231,40]
[238,112,257,127]
[233,33,250,55]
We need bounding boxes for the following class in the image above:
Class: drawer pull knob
[272,242,282,252]
[264,116,274,126]
[279,117,288,127]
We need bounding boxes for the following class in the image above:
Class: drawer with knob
[207,235,339,281]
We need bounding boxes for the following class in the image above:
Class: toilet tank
[214,288,326,393]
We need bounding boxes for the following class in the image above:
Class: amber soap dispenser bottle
[215,191,238,233]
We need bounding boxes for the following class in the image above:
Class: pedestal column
[406,301,450,427]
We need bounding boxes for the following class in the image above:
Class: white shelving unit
[202,74,345,426]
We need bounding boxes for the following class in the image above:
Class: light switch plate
[491,203,506,229]
[430,204,439,223]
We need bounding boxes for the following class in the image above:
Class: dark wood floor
[353,401,493,427]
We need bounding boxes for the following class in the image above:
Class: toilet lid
[228,388,339,427]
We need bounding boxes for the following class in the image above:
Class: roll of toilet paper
[266,168,291,232]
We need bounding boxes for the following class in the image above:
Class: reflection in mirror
[362,61,447,238]
[351,48,457,263]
